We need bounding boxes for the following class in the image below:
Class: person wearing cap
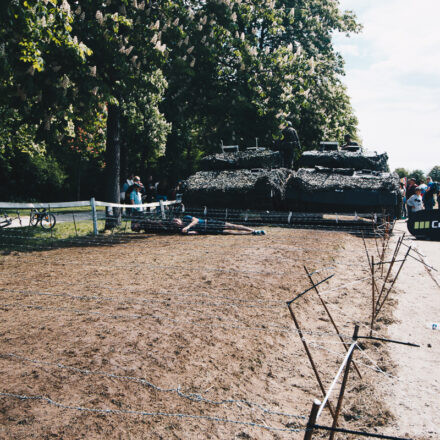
[406,187,424,214]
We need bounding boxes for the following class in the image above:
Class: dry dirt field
[0,227,431,439]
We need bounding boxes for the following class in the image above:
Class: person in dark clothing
[423,176,437,211]
[406,178,417,199]
[341,134,359,150]
[272,122,301,168]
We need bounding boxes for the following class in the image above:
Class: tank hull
[285,168,401,214]
[183,168,291,210]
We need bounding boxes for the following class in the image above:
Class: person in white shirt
[406,187,424,214]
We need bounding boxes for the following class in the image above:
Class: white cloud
[335,0,440,172]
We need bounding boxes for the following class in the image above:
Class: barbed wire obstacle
[0,393,306,433]
[0,353,305,421]
[303,323,419,440]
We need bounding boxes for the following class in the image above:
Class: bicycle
[29,208,56,230]
[0,211,22,229]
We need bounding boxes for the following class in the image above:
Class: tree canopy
[0,0,362,202]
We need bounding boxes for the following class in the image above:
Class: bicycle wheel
[29,209,39,226]
[41,213,56,230]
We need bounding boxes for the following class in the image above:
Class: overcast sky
[333,0,440,173]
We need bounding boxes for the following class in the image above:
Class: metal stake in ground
[329,325,359,440]
[72,213,78,237]
[287,302,335,418]
[304,266,362,379]
[303,399,321,440]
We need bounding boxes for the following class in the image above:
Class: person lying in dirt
[172,215,266,235]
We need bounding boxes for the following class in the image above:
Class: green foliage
[0,0,362,200]
[408,169,426,184]
[428,166,440,182]
[394,168,409,179]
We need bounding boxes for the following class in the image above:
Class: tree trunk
[104,103,121,229]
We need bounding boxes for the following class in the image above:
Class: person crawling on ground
[172,215,266,235]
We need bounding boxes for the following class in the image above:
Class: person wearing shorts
[172,216,265,235]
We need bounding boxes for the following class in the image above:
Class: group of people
[401,176,439,217]
[121,174,266,236]
[120,174,182,212]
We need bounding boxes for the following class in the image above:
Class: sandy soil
[0,226,432,439]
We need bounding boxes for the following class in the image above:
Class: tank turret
[183,147,290,209]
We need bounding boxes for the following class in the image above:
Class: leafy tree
[161,0,361,178]
[394,168,409,179]
[428,165,440,182]
[408,169,425,184]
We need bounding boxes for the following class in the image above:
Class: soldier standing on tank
[341,134,359,150]
[272,121,301,168]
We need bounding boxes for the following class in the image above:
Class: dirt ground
[0,227,434,439]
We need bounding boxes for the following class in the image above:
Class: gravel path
[383,221,440,439]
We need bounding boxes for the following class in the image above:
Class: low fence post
[304,399,321,440]
[90,197,98,236]
[159,199,166,220]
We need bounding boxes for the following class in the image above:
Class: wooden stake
[304,266,362,379]
[287,304,335,418]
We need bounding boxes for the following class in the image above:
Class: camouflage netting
[285,168,401,213]
[298,150,389,171]
[183,168,291,209]
[199,149,282,171]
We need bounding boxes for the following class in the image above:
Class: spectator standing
[120,173,134,202]
[407,187,424,215]
[423,176,436,211]
[130,183,143,210]
[399,182,407,218]
[406,177,417,200]
[418,179,428,196]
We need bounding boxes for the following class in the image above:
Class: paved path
[384,221,440,439]
[4,212,103,228]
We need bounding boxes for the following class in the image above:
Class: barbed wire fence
[1,201,437,437]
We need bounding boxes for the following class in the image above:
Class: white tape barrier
[0,199,180,210]
[0,201,91,209]
[95,200,179,209]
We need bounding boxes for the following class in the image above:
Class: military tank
[182,141,402,216]
[285,142,402,215]
[183,146,289,210]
